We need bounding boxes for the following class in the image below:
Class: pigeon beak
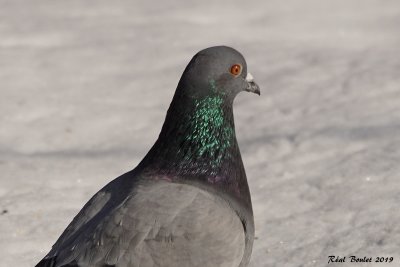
[244,73,260,95]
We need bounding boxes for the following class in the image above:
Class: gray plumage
[36,46,260,267]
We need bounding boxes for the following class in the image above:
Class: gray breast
[49,180,246,267]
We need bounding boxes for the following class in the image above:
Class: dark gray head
[178,46,260,101]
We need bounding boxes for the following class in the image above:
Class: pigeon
[36,46,260,267]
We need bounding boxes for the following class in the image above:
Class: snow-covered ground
[1,0,400,266]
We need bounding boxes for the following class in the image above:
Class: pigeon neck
[146,93,239,172]
[139,87,251,202]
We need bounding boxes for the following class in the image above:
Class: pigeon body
[37,46,260,267]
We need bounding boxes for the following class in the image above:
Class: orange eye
[230,64,242,76]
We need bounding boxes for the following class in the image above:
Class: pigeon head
[178,46,260,101]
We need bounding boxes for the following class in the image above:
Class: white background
[1,0,399,266]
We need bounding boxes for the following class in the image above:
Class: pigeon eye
[230,64,242,76]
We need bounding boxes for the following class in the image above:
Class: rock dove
[36,46,260,267]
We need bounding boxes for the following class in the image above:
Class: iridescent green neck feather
[141,80,240,178]
[185,93,234,167]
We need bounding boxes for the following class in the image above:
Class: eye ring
[230,64,242,77]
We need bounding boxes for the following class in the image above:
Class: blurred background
[1,0,400,266]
